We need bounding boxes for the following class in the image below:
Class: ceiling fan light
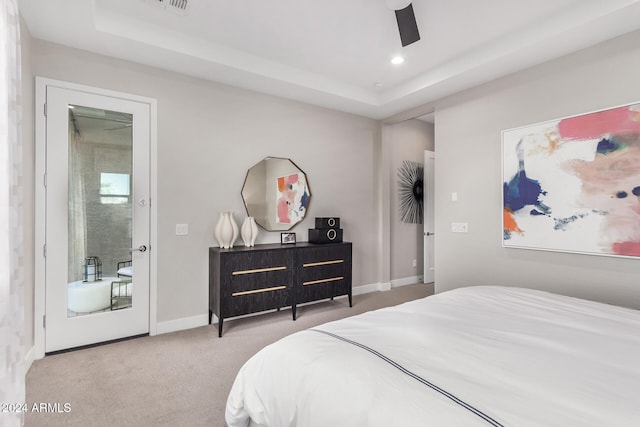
[391,56,404,65]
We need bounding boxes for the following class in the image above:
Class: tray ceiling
[18,0,640,119]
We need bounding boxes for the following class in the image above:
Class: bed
[225,286,640,426]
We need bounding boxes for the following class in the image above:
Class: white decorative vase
[250,217,259,246]
[229,212,239,248]
[214,212,225,248]
[215,211,238,249]
[240,217,252,247]
[241,216,260,247]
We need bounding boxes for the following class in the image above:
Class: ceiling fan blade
[395,3,420,47]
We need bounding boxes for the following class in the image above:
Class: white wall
[388,119,434,283]
[434,29,640,309]
[20,14,35,368]
[32,40,380,327]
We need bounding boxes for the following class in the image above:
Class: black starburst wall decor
[398,160,424,224]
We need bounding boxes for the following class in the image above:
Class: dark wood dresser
[209,242,352,337]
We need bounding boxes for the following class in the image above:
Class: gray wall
[23,23,640,350]
[32,40,380,325]
[434,29,640,309]
[388,119,434,282]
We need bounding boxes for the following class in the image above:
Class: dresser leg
[208,309,213,324]
[218,318,223,337]
[348,293,352,307]
[292,305,297,321]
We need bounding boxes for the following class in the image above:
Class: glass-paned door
[44,85,150,352]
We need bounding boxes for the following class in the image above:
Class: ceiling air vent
[145,0,189,15]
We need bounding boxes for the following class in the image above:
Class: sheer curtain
[0,0,25,426]
[68,126,87,282]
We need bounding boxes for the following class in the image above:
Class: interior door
[423,150,435,283]
[44,84,151,352]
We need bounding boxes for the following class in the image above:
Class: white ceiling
[18,0,640,119]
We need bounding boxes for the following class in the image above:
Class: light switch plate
[176,224,188,235]
[451,222,468,233]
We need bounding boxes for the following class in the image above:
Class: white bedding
[225,286,640,426]
[117,266,132,277]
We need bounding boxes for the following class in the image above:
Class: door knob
[130,245,147,252]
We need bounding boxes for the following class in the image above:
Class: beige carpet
[26,283,433,427]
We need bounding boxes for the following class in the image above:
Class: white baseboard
[156,314,209,335]
[391,275,423,288]
[352,282,391,295]
[157,281,410,335]
[25,346,35,373]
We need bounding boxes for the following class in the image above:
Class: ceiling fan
[386,0,421,47]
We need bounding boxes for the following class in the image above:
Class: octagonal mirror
[241,157,311,231]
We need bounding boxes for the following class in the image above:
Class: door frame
[34,77,158,359]
[423,150,435,283]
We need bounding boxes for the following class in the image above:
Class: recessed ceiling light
[385,0,412,10]
[391,56,404,65]
[374,82,383,88]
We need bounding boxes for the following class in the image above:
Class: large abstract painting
[503,103,640,258]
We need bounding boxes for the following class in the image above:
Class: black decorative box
[315,217,340,229]
[309,228,343,244]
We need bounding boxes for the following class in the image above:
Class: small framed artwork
[281,232,296,245]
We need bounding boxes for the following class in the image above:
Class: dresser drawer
[221,252,292,291]
[223,287,291,317]
[300,259,347,283]
[222,251,292,275]
[297,275,349,304]
[226,268,292,295]
[298,244,351,265]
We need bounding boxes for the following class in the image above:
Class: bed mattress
[226,286,640,426]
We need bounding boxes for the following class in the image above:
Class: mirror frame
[241,157,312,231]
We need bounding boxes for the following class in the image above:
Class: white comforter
[225,286,640,426]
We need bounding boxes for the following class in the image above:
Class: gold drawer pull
[303,276,344,286]
[232,266,287,275]
[232,285,287,296]
[303,259,344,268]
